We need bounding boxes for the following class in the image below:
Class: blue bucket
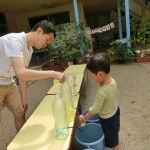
[82,111,100,124]
[75,123,105,150]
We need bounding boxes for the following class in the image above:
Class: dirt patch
[0,62,150,150]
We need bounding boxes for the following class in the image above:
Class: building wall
[5,2,85,32]
[110,0,150,35]
[130,0,150,18]
[5,13,17,32]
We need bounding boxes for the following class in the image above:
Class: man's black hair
[31,20,56,38]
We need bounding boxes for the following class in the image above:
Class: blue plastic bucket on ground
[75,123,105,150]
[82,111,100,124]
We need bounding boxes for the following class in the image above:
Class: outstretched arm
[11,57,65,82]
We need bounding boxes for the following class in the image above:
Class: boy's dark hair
[31,20,56,38]
[86,56,110,74]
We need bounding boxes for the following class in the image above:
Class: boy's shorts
[0,82,24,115]
[99,107,120,148]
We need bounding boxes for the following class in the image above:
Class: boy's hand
[79,115,86,123]
[79,111,94,123]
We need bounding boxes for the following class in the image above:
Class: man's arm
[11,57,65,82]
[19,79,28,112]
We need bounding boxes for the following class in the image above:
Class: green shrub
[107,41,137,63]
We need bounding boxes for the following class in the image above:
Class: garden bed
[136,49,150,63]
[136,56,150,63]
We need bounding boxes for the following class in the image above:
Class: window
[0,12,7,36]
[28,11,70,29]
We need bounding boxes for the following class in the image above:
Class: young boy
[79,56,120,150]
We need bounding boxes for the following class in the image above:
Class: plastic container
[60,82,74,122]
[75,123,105,150]
[52,93,69,138]
[82,111,100,124]
[60,82,73,108]
[66,73,76,95]
[79,115,86,127]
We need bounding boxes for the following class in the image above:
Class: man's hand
[22,98,28,112]
[54,72,65,83]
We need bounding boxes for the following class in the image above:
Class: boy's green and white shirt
[89,78,118,119]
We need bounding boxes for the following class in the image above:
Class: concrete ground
[0,62,150,150]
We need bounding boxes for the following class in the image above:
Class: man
[0,20,65,131]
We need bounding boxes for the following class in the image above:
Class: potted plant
[53,24,77,66]
[73,51,83,64]
[43,44,55,69]
[43,43,65,70]
[130,17,150,49]
[107,41,137,63]
[59,46,75,67]
[130,17,150,62]
[51,22,93,65]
